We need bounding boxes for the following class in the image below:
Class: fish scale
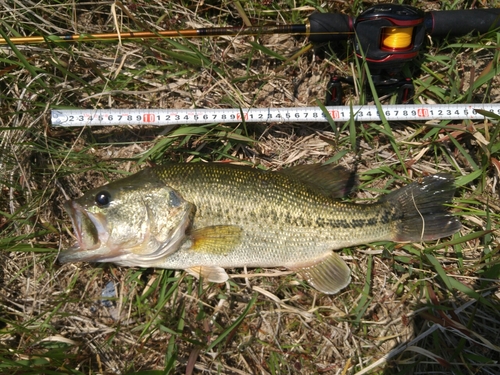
[151,164,393,252]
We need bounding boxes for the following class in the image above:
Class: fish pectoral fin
[190,225,242,255]
[291,252,351,295]
[186,266,229,283]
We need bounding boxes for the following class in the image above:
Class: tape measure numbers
[51,104,500,127]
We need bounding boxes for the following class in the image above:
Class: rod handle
[425,8,500,36]
[307,13,353,43]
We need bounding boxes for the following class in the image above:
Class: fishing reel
[325,4,426,105]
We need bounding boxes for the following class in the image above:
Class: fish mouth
[59,200,110,263]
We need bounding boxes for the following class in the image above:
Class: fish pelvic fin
[186,266,229,283]
[291,252,351,294]
[381,174,461,242]
[190,225,242,255]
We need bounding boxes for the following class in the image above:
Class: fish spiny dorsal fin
[291,252,351,294]
[279,164,357,198]
[189,225,242,255]
[186,266,229,283]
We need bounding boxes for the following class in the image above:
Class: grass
[1,0,499,374]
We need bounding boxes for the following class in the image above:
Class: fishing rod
[6,4,498,105]
[6,4,499,111]
[0,24,318,45]
[2,5,498,45]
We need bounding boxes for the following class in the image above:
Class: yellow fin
[292,252,351,294]
[186,266,229,283]
[190,225,242,255]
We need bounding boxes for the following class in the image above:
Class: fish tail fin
[381,174,461,242]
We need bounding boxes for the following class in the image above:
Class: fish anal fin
[280,164,357,198]
[190,225,242,255]
[186,266,229,283]
[291,252,351,294]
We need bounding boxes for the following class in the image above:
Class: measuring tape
[51,103,500,127]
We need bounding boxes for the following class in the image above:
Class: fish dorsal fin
[291,252,351,294]
[189,225,242,255]
[186,266,229,283]
[279,164,357,198]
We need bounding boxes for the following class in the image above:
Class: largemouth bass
[59,163,461,294]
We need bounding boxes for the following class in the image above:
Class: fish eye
[95,191,112,207]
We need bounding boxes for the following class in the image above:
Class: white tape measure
[51,103,500,127]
